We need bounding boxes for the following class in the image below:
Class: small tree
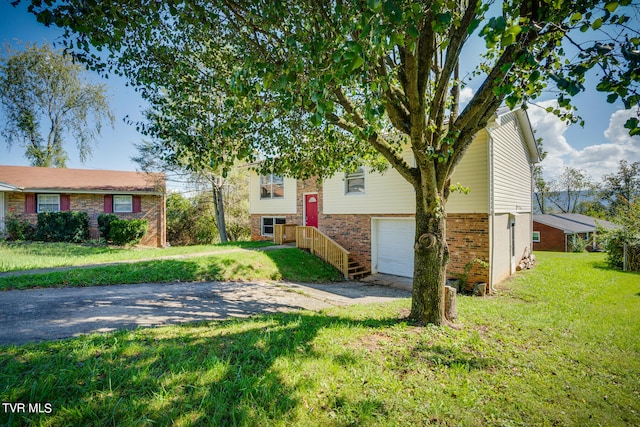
[0,43,114,167]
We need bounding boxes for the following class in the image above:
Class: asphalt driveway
[0,279,411,346]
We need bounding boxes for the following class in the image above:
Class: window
[345,167,365,194]
[113,195,133,213]
[532,231,540,243]
[261,217,286,236]
[260,174,284,199]
[37,194,60,213]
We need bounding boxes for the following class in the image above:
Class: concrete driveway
[0,279,411,346]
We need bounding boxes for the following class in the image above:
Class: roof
[0,165,165,194]
[533,213,619,234]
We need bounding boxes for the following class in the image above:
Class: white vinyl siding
[37,194,60,213]
[249,172,297,214]
[446,131,490,213]
[113,195,133,213]
[323,150,415,215]
[489,112,533,213]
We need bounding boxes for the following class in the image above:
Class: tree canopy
[0,43,114,167]
[20,0,640,324]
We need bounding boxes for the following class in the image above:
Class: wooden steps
[348,258,370,280]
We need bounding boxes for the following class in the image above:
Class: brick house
[532,213,618,252]
[0,165,166,247]
[249,108,540,288]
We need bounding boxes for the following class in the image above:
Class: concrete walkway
[0,279,411,346]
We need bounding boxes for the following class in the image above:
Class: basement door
[304,194,318,228]
[374,218,415,277]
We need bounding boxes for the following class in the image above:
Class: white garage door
[375,218,415,277]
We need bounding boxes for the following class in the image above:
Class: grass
[0,240,274,273]
[0,248,344,290]
[1,252,639,426]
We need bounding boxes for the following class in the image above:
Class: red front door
[304,194,318,228]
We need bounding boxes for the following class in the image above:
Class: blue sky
[1,1,639,181]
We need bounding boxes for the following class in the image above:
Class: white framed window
[261,217,286,236]
[37,194,60,213]
[345,167,365,194]
[260,174,284,199]
[532,231,540,243]
[113,195,133,213]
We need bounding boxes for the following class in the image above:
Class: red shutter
[24,194,36,214]
[60,194,71,211]
[104,195,113,213]
[132,195,142,213]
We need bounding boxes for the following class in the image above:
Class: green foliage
[34,211,90,243]
[108,219,148,246]
[599,199,640,268]
[568,233,587,253]
[0,43,114,167]
[97,213,119,241]
[4,212,36,241]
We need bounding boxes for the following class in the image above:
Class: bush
[97,213,119,240]
[569,233,587,253]
[109,219,148,246]
[5,213,36,241]
[35,211,90,243]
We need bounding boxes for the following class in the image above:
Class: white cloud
[459,87,474,103]
[528,105,640,181]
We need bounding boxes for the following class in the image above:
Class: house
[0,165,166,247]
[532,213,618,252]
[249,108,540,288]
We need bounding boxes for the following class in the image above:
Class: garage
[373,218,415,277]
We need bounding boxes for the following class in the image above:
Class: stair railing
[295,226,350,279]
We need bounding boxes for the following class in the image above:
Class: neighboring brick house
[249,108,541,289]
[532,213,618,252]
[0,165,166,247]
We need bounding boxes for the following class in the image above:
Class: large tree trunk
[410,189,450,325]
[211,182,229,243]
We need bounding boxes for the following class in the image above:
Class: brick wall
[532,221,566,252]
[5,191,165,247]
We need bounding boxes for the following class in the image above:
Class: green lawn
[1,252,639,426]
[0,240,274,273]
[0,247,344,290]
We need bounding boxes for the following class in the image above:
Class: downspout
[488,129,496,293]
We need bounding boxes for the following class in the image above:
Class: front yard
[1,251,639,426]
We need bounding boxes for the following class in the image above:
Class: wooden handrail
[296,226,350,279]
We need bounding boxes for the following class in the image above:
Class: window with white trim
[345,167,365,194]
[260,174,284,199]
[532,231,540,243]
[37,194,60,213]
[113,195,133,213]
[261,217,286,236]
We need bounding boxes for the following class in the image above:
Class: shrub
[35,211,90,243]
[569,233,587,253]
[97,213,119,240]
[5,213,36,241]
[109,219,148,246]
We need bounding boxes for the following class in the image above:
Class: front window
[345,167,365,194]
[113,195,133,213]
[261,217,286,236]
[532,231,540,243]
[260,174,284,199]
[37,194,60,213]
